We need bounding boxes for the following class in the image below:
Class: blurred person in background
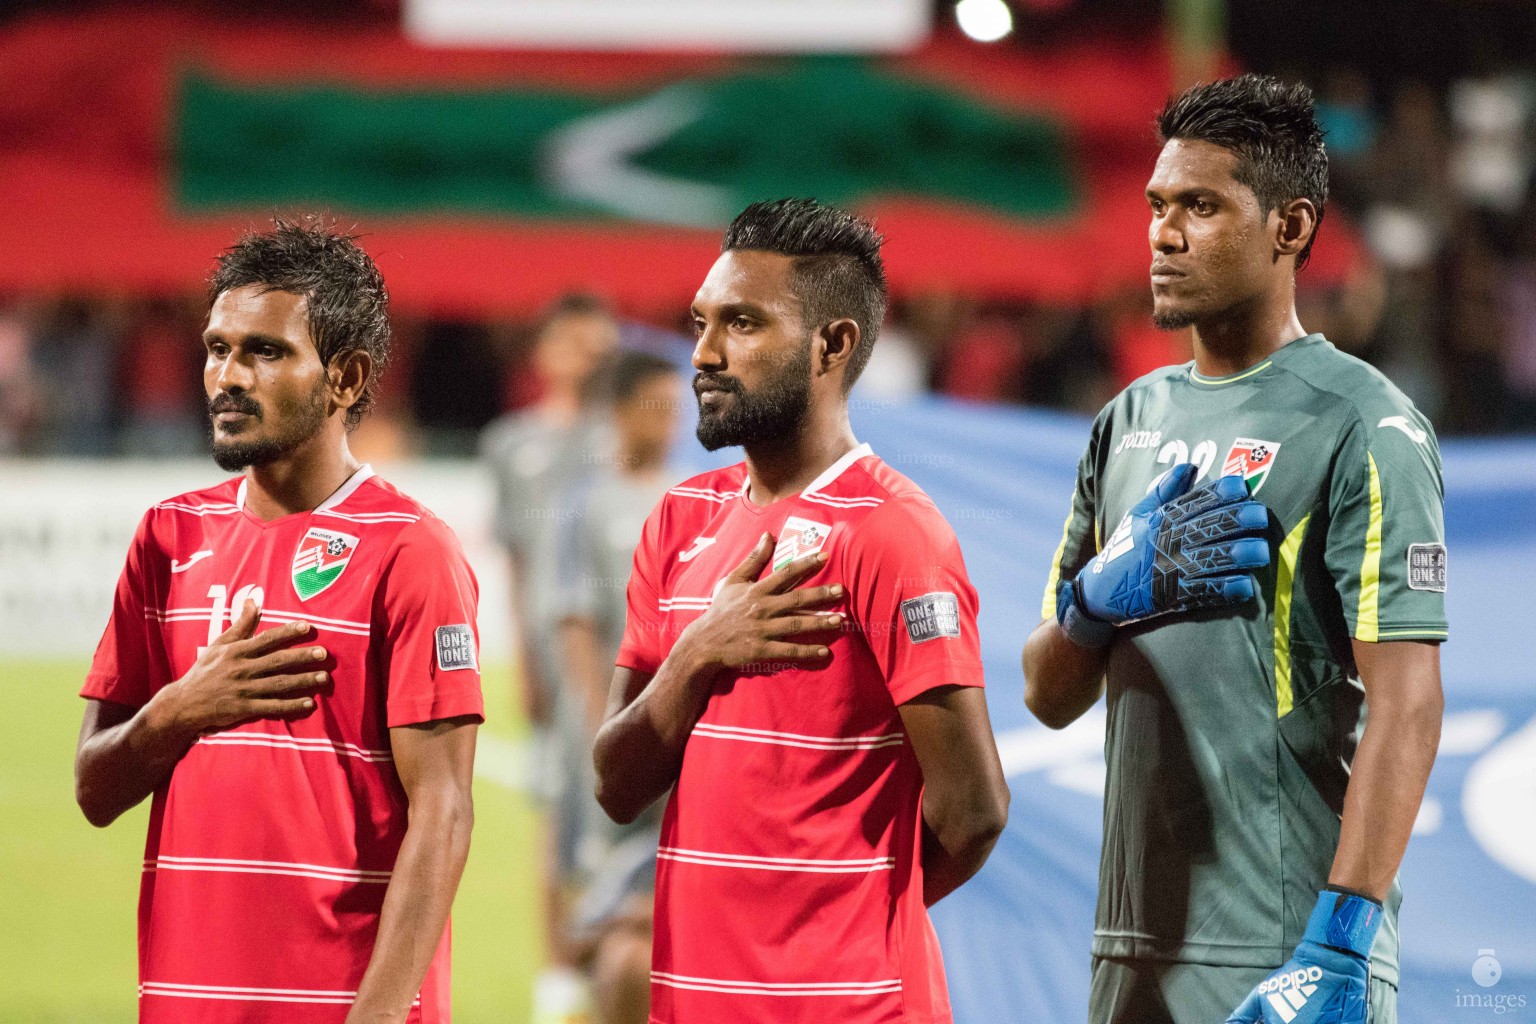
[0,296,43,453]
[551,350,683,1024]
[594,198,1009,1024]
[73,217,482,1024]
[478,292,619,1020]
[34,296,119,456]
[1358,82,1452,419]
[118,296,205,458]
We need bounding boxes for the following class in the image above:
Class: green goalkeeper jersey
[1043,334,1449,984]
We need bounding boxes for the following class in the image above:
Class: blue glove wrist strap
[1057,579,1116,650]
[1303,888,1383,960]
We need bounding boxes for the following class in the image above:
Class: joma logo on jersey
[1113,429,1163,454]
[292,527,359,600]
[1221,438,1281,494]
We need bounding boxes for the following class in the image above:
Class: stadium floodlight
[955,0,1013,42]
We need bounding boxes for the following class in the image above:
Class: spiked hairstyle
[722,198,887,392]
[1157,74,1330,269]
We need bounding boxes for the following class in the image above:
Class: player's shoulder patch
[900,592,962,644]
[435,624,478,671]
[1406,543,1447,592]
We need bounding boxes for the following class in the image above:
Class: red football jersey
[618,443,985,1024]
[81,466,484,1024]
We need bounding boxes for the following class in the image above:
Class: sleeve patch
[435,624,478,671]
[1407,543,1448,592]
[900,592,961,644]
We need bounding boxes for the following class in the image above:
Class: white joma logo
[171,550,214,573]
[1378,415,1428,444]
[677,536,716,563]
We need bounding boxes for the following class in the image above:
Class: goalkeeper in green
[1022,75,1447,1024]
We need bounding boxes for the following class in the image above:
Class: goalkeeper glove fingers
[1056,463,1271,649]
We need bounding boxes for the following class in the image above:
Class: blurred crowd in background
[3,0,1535,459]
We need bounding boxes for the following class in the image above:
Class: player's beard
[1152,306,1199,330]
[208,376,331,472]
[694,338,813,452]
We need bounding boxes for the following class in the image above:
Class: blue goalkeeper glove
[1226,888,1383,1024]
[1056,463,1271,649]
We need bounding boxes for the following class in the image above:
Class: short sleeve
[615,498,667,677]
[846,497,985,706]
[81,511,161,707]
[1324,413,1449,643]
[376,517,486,728]
[1040,411,1105,621]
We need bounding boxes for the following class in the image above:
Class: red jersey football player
[593,198,1011,1024]
[73,218,483,1024]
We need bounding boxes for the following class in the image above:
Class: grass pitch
[0,660,542,1023]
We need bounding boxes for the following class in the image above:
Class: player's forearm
[1021,619,1108,729]
[918,800,1005,907]
[1329,679,1442,901]
[75,689,200,827]
[594,641,715,824]
[346,786,474,1024]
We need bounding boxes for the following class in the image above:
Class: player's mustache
[693,373,744,397]
[208,393,263,418]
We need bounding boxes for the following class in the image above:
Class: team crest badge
[292,527,359,600]
[1221,438,1282,494]
[773,516,832,571]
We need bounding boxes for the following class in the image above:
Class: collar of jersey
[1187,332,1323,386]
[235,463,375,525]
[738,441,873,510]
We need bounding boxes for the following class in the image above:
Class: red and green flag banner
[0,8,1360,317]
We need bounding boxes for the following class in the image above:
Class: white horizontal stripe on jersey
[668,486,735,503]
[153,501,241,517]
[312,509,420,524]
[145,608,372,638]
[657,847,896,873]
[197,733,394,763]
[658,597,713,611]
[139,982,419,1007]
[651,971,902,997]
[801,492,883,509]
[258,609,372,637]
[144,855,392,885]
[691,723,905,751]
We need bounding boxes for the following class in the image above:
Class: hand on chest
[666,511,843,618]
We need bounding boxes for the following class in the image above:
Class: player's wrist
[144,680,205,749]
[1056,578,1116,650]
[1302,887,1383,961]
[667,626,723,685]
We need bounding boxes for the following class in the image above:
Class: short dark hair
[612,349,679,404]
[722,198,887,392]
[1157,74,1329,269]
[209,216,390,427]
[538,292,613,337]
